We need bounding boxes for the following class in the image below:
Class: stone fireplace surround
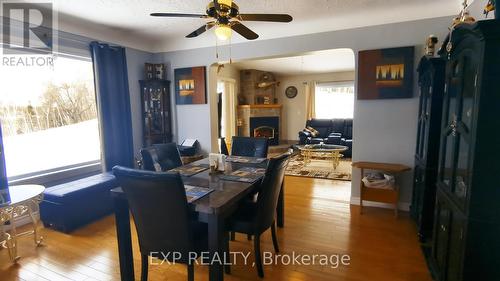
[237,104,281,146]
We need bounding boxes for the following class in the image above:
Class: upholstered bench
[40,172,118,233]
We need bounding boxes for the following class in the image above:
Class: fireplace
[250,116,279,145]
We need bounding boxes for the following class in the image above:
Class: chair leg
[271,222,280,253]
[141,254,148,281]
[230,231,235,241]
[247,234,252,241]
[187,263,194,281]
[254,234,264,278]
[225,232,231,274]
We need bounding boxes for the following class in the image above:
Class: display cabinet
[411,56,445,242]
[139,80,172,147]
[430,20,500,281]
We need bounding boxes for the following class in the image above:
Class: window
[0,55,101,180]
[315,81,355,119]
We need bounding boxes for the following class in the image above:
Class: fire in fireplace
[250,116,279,145]
[254,126,275,139]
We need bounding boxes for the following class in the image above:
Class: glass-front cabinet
[438,45,477,209]
[139,80,172,147]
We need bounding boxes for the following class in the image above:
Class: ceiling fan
[151,0,293,41]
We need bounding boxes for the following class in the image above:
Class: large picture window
[315,81,355,119]
[0,56,100,179]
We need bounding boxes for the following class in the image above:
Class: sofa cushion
[305,126,319,137]
[306,119,332,138]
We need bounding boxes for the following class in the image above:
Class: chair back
[231,136,269,158]
[112,166,193,257]
[254,152,290,233]
[140,143,182,171]
[140,147,159,171]
[220,137,229,155]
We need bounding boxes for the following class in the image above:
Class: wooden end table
[352,162,411,218]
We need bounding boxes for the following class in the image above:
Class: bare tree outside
[0,81,97,136]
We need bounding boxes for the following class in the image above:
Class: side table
[0,184,45,262]
[352,162,411,218]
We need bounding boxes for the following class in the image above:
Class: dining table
[110,157,285,281]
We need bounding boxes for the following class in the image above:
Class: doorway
[217,78,237,151]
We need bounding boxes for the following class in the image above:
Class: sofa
[298,118,353,158]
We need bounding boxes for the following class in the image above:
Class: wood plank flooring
[0,176,432,281]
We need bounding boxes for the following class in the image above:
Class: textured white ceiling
[42,0,463,52]
[231,48,355,75]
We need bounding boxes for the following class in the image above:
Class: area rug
[285,154,352,181]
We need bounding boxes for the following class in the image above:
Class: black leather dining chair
[225,152,290,278]
[231,136,269,158]
[220,137,229,155]
[141,143,183,171]
[112,166,208,281]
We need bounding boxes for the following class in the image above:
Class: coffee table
[0,184,45,262]
[297,144,348,169]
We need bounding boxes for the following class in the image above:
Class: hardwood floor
[0,176,432,281]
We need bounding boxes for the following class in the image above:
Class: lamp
[218,0,232,7]
[215,24,232,41]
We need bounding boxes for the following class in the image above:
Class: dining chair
[112,166,208,281]
[231,136,269,158]
[141,143,183,171]
[220,137,229,155]
[225,152,290,278]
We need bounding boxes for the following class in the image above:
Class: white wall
[277,71,355,140]
[125,48,154,159]
[153,15,453,206]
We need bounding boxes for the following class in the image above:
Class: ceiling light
[215,24,232,41]
[218,0,232,7]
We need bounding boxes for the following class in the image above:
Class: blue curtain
[90,42,134,171]
[0,123,8,189]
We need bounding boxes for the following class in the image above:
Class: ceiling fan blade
[150,13,207,18]
[238,14,293,22]
[231,22,259,40]
[186,23,215,38]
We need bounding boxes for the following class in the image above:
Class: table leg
[113,196,135,281]
[27,203,43,246]
[9,216,19,262]
[208,214,225,281]
[277,180,284,228]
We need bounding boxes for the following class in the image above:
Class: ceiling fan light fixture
[218,0,233,7]
[215,24,232,40]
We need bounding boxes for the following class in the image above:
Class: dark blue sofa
[298,118,353,158]
[40,172,118,233]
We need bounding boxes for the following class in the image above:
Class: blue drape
[0,123,8,189]
[90,41,134,171]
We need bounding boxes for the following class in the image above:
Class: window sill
[8,161,102,187]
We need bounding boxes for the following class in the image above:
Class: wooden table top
[111,158,268,215]
[352,161,411,173]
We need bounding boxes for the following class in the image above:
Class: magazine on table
[225,156,267,164]
[184,185,214,203]
[170,163,209,177]
[220,167,266,183]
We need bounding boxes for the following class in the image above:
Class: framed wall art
[357,46,415,100]
[174,66,207,105]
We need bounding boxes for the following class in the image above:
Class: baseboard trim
[350,196,410,211]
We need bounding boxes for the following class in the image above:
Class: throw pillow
[307,126,320,137]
